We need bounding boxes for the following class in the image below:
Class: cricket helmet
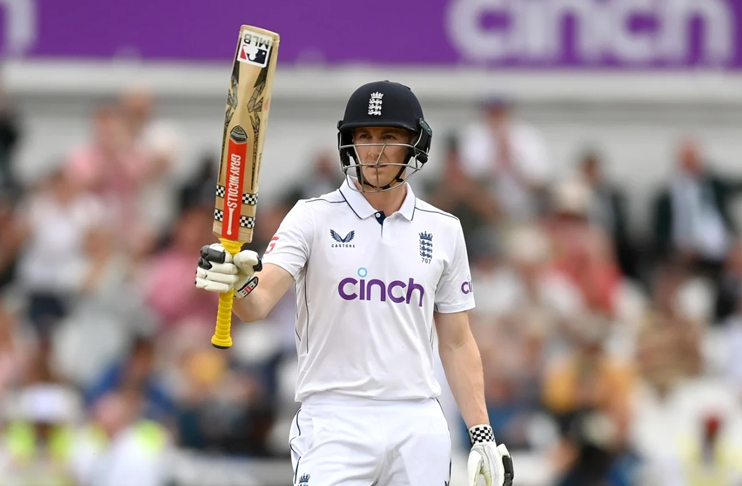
[337,81,432,191]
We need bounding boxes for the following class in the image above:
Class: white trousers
[289,394,451,486]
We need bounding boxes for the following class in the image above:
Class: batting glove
[467,424,514,486]
[195,243,262,298]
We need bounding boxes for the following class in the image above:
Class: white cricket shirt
[262,178,475,402]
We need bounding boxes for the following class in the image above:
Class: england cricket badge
[368,92,383,115]
[419,231,433,264]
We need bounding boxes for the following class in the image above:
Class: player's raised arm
[232,261,294,322]
[197,199,314,323]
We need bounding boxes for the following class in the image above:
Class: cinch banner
[2,0,740,68]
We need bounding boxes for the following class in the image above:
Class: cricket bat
[211,25,280,349]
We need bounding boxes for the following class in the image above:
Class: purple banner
[1,0,740,68]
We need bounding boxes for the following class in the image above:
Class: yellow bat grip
[211,238,244,349]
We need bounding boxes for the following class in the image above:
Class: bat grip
[211,238,244,349]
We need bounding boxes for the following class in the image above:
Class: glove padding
[195,243,262,298]
[467,424,514,486]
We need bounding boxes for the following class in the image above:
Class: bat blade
[211,25,280,349]
[213,25,279,243]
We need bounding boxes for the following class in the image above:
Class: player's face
[353,127,413,187]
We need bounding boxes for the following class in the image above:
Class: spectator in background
[172,338,275,456]
[652,137,742,283]
[544,178,623,319]
[722,294,742,401]
[53,223,154,389]
[0,336,83,486]
[631,264,742,486]
[65,102,154,259]
[0,385,81,486]
[635,309,702,405]
[424,133,499,248]
[635,263,706,406]
[71,391,171,486]
[144,204,218,334]
[474,298,549,452]
[714,240,742,322]
[282,148,344,205]
[466,225,579,452]
[459,95,550,221]
[469,224,584,350]
[0,195,23,292]
[542,318,638,486]
[14,169,105,336]
[178,152,218,214]
[629,264,703,477]
[85,335,176,425]
[579,149,638,280]
[0,81,21,201]
[0,301,27,395]
[119,86,186,245]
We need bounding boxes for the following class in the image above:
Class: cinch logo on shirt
[338,267,424,307]
[461,279,473,295]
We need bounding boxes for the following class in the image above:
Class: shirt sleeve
[261,200,314,278]
[434,220,476,313]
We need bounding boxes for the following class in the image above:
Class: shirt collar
[338,177,416,221]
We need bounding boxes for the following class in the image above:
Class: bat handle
[211,238,244,349]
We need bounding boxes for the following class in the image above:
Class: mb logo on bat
[239,32,272,67]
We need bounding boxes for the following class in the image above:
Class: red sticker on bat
[222,128,248,239]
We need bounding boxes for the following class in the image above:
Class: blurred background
[2,0,742,485]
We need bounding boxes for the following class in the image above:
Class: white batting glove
[195,243,262,298]
[467,425,514,486]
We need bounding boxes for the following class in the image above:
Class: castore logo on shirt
[330,229,355,248]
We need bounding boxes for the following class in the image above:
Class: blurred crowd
[1,86,742,486]
[424,97,742,486]
[0,86,285,485]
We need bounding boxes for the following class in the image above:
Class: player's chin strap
[358,165,406,191]
[354,143,411,191]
